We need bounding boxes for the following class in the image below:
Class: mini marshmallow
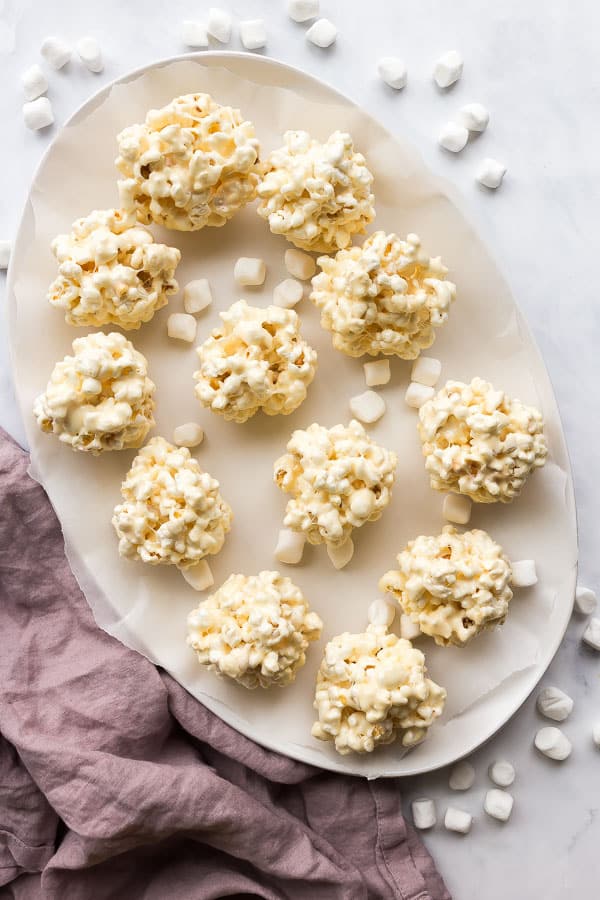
[411,356,441,387]
[442,493,472,525]
[240,19,266,51]
[449,760,475,791]
[173,423,204,448]
[184,279,213,315]
[77,37,103,73]
[234,257,266,286]
[275,528,306,565]
[181,21,209,48]
[399,613,421,641]
[327,537,354,570]
[537,686,574,722]
[367,597,395,629]
[593,723,600,748]
[273,278,304,308]
[363,360,390,387]
[574,585,596,616]
[444,807,472,834]
[534,726,572,761]
[488,759,515,787]
[405,382,434,409]
[306,18,337,48]
[459,103,490,133]
[23,97,54,131]
[207,8,232,43]
[288,0,319,22]
[284,249,316,281]
[484,789,513,822]
[412,798,436,830]
[181,559,214,591]
[476,158,507,189]
[168,313,197,343]
[511,559,537,587]
[439,121,469,153]
[41,36,72,69]
[433,51,463,88]
[377,57,407,90]
[22,64,48,101]
[349,390,386,424]
[582,617,600,651]
[0,241,11,270]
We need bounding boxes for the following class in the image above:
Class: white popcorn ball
[173,422,204,448]
[273,278,304,309]
[195,300,317,423]
[240,19,267,50]
[327,537,354,570]
[449,760,475,791]
[76,37,103,73]
[433,50,463,88]
[311,232,456,358]
[184,279,213,315]
[234,257,266,286]
[284,248,316,281]
[116,93,261,231]
[48,208,180,329]
[405,383,435,409]
[275,419,397,547]
[534,726,572,760]
[181,559,214,591]
[442,493,472,525]
[412,798,436,830]
[459,103,490,133]
[349,390,386,425]
[537,686,573,722]
[377,57,407,90]
[411,356,441,387]
[33,332,155,453]
[306,18,337,48]
[419,378,547,503]
[181,21,209,48]
[312,624,446,755]
[0,240,11,269]
[288,0,319,22]
[275,529,306,565]
[511,559,538,587]
[367,597,396,629]
[257,130,374,253]
[380,526,513,647]
[444,807,472,834]
[22,64,48,101]
[113,436,232,567]
[592,723,600,748]
[168,313,197,343]
[207,8,232,43]
[399,613,421,641]
[582,617,600,651]
[488,759,515,787]
[41,36,72,69]
[364,360,391,387]
[476,158,507,189]
[438,122,469,153]
[23,97,54,131]
[187,571,323,688]
[484,789,513,822]
[574,585,596,616]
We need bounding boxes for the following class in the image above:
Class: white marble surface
[0,1,598,897]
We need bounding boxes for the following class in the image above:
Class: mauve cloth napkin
[0,428,450,900]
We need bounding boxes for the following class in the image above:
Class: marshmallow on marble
[364,360,390,387]
[537,686,574,722]
[288,0,319,22]
[443,493,472,526]
[476,158,507,190]
[377,57,407,90]
[181,559,214,591]
[22,64,48,101]
[173,423,204,448]
[306,18,337,48]
[240,19,267,51]
[439,121,469,153]
[405,382,434,409]
[593,723,600,748]
[350,390,386,424]
[273,278,304,308]
[184,279,213,315]
[411,356,441,387]
[511,559,537,587]
[284,248,316,281]
[275,528,306,565]
[444,807,472,834]
[459,103,490,133]
[399,613,421,641]
[449,760,475,791]
[41,36,72,69]
[168,313,197,343]
[234,257,266,286]
[488,759,515,787]
[433,50,463,88]
[0,241,11,270]
[484,789,513,822]
[182,21,209,48]
[534,726,572,760]
[207,8,232,43]
[367,597,395,629]
[327,537,354,570]
[412,798,436,830]
[582,617,600,651]
[23,97,54,131]
[76,37,103,73]
[574,585,596,616]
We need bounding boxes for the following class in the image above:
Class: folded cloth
[0,428,450,900]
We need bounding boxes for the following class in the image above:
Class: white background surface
[0,2,598,898]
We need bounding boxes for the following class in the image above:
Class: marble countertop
[1,1,598,896]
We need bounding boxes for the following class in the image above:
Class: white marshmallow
[433,50,463,88]
[377,57,407,90]
[327,538,354,570]
[184,279,213,314]
[459,103,490,133]
[22,64,48,101]
[240,19,266,50]
[438,121,469,153]
[411,356,441,387]
[476,158,507,189]
[511,559,537,587]
[284,248,316,281]
[0,240,11,270]
[484,789,513,822]
[275,529,306,565]
[593,723,600,748]
[405,382,434,409]
[367,597,395,629]
[582,617,600,651]
[273,278,304,308]
[574,585,596,616]
[167,313,197,343]
[399,613,421,641]
[442,493,472,525]
[288,0,319,22]
[76,37,103,73]
[349,390,386,424]
[173,423,204,448]
[449,760,475,791]
[444,807,472,834]
[207,8,232,43]
[40,36,72,69]
[412,798,436,830]
[234,257,266,286]
[306,18,337,48]
[181,560,214,591]
[181,21,209,48]
[488,759,515,787]
[537,686,574,722]
[23,97,54,131]
[363,360,390,387]
[534,726,572,760]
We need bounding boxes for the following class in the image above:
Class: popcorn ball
[48,208,181,329]
[187,571,323,688]
[33,332,155,453]
[274,419,397,547]
[112,436,232,568]
[379,526,513,647]
[418,377,548,503]
[257,130,375,253]
[312,624,445,754]
[194,299,317,423]
[116,93,262,231]
[310,231,456,359]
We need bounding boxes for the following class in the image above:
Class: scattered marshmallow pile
[181,8,266,51]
